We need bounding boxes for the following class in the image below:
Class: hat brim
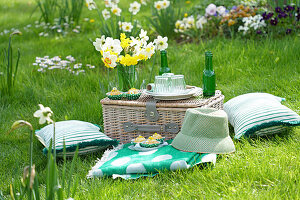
[171,131,235,154]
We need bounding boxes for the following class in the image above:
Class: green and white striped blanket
[88,140,217,179]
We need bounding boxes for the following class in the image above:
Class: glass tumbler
[154,76,170,94]
[170,75,186,93]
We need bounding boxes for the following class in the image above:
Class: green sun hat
[171,108,235,154]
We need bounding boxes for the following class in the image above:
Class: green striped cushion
[224,93,300,139]
[35,120,118,157]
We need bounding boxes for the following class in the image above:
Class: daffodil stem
[28,129,34,200]
[53,122,56,161]
[149,52,157,83]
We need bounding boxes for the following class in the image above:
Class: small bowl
[140,141,160,148]
[106,92,124,100]
[124,93,141,100]
[155,137,165,144]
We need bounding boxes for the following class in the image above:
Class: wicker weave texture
[101,91,224,144]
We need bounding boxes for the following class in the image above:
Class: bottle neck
[160,50,168,68]
[205,55,213,71]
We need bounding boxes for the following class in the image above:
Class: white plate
[144,87,202,100]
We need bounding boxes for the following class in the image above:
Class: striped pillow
[224,93,300,139]
[35,120,118,157]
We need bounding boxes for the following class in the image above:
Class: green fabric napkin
[88,140,217,179]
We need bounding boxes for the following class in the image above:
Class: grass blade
[66,145,79,197]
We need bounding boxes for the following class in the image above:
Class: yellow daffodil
[120,33,132,49]
[119,54,138,66]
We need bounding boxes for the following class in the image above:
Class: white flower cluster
[100,0,123,20]
[241,0,267,7]
[238,15,266,35]
[0,18,82,37]
[205,4,227,17]
[154,0,170,11]
[92,30,167,68]
[0,28,21,36]
[86,0,97,10]
[175,16,195,33]
[33,55,95,75]
[118,21,134,32]
[104,0,120,8]
[175,15,207,33]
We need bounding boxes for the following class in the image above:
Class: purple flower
[270,18,278,26]
[286,29,292,34]
[267,12,274,19]
[256,30,262,34]
[231,6,237,10]
[278,12,288,18]
[262,12,274,20]
[284,5,295,12]
[275,7,283,13]
[262,12,268,20]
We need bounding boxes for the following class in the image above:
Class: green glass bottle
[203,51,215,96]
[159,50,171,75]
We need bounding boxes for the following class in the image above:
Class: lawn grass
[1,0,300,199]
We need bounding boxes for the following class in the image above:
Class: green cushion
[224,93,300,139]
[35,120,118,157]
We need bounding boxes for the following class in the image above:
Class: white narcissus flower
[86,0,97,10]
[141,42,155,59]
[93,36,106,51]
[154,36,168,51]
[129,1,141,15]
[102,9,111,20]
[154,1,163,10]
[205,4,217,16]
[122,22,133,32]
[33,104,53,124]
[140,0,147,5]
[102,37,123,55]
[161,0,170,9]
[102,51,118,68]
[104,0,112,7]
[216,6,226,16]
[111,5,121,16]
[196,16,207,29]
[139,29,149,42]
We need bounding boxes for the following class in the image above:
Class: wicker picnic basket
[101,90,224,144]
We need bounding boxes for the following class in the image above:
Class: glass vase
[117,65,136,92]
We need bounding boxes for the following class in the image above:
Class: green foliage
[9,128,80,200]
[35,0,57,24]
[35,0,84,25]
[0,32,21,96]
[0,0,300,199]
[148,1,182,38]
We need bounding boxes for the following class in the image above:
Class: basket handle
[123,122,179,134]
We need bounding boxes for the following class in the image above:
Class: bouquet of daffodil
[93,29,168,91]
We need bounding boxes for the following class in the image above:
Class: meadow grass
[1,0,300,199]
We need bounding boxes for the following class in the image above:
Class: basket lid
[100,90,223,109]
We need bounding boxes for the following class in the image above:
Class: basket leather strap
[145,99,160,122]
[123,122,179,134]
